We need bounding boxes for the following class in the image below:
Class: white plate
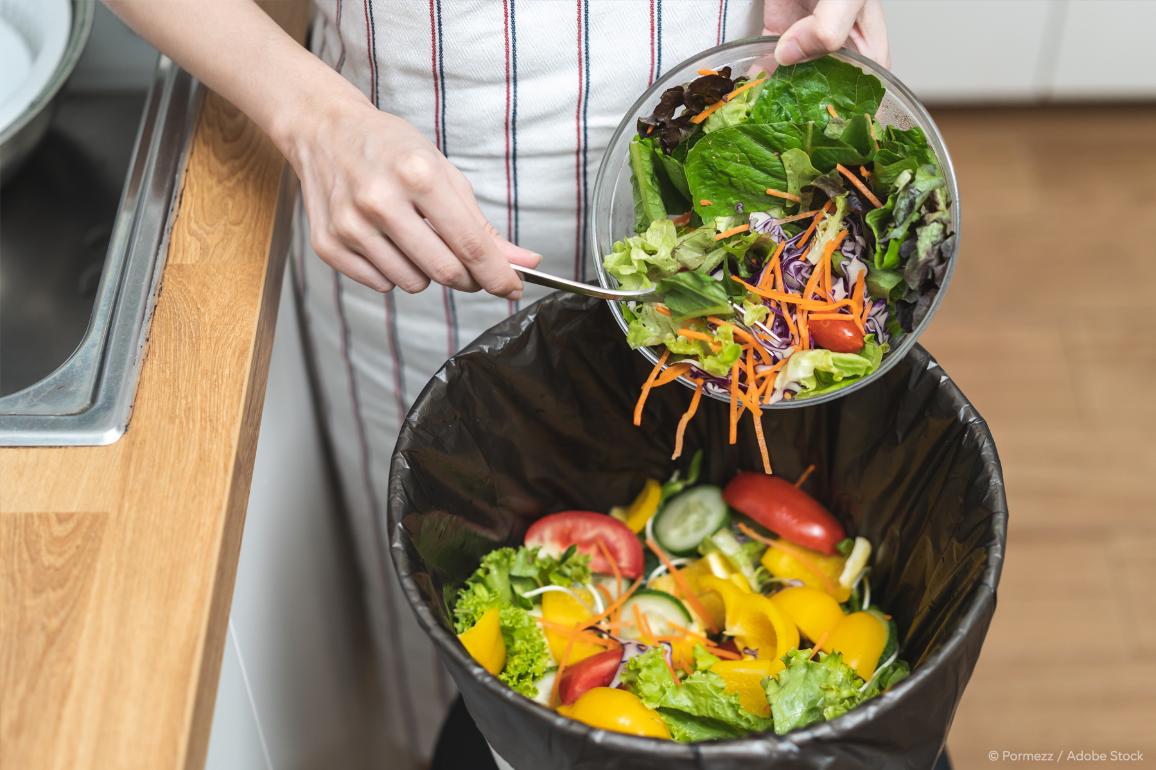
[0,0,72,135]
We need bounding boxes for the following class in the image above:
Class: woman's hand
[763,0,890,68]
[279,92,539,296]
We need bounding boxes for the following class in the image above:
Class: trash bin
[389,293,1007,770]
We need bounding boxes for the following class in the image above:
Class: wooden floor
[918,106,1156,769]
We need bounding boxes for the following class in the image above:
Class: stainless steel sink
[0,59,201,445]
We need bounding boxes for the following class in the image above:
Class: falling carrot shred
[794,463,816,488]
[826,103,840,119]
[714,223,750,240]
[751,406,772,475]
[835,163,884,208]
[672,380,704,460]
[652,362,693,388]
[765,188,802,202]
[633,349,670,427]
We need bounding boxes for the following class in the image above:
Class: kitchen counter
[0,2,309,768]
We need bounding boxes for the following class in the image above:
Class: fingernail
[508,289,523,301]
[776,39,805,66]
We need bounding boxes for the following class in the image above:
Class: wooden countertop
[0,4,308,769]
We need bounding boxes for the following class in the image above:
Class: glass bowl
[589,37,961,409]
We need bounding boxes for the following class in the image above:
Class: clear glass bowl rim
[589,36,962,410]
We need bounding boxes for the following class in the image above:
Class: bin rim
[388,307,1007,758]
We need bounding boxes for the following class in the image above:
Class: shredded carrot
[851,270,866,319]
[672,380,704,460]
[751,406,772,475]
[774,209,821,226]
[707,645,743,661]
[699,199,714,206]
[724,76,766,102]
[859,165,871,179]
[646,538,718,632]
[587,576,644,628]
[654,304,672,316]
[826,103,840,119]
[537,619,615,649]
[551,632,578,705]
[632,604,653,645]
[633,349,670,427]
[728,325,773,364]
[765,188,802,203]
[731,277,846,311]
[595,538,623,598]
[714,223,750,241]
[795,463,816,488]
[796,200,833,249]
[678,328,722,352]
[835,163,884,208]
[652,362,693,387]
[667,621,710,643]
[728,362,740,445]
[670,211,693,227]
[760,241,786,290]
[809,630,831,660]
[737,523,841,597]
[860,298,873,327]
[697,67,719,76]
[801,254,824,302]
[690,100,727,125]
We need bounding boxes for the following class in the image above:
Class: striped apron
[291,1,762,764]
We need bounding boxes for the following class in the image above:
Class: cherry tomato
[557,646,623,706]
[809,317,865,353]
[723,473,846,554]
[525,511,645,578]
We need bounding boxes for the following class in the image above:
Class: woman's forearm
[102,0,364,153]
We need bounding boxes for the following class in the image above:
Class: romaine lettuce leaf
[630,136,670,232]
[685,124,789,224]
[786,334,886,399]
[621,647,774,742]
[658,271,734,321]
[749,57,884,128]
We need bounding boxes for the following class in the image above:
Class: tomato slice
[524,511,644,578]
[809,317,865,353]
[722,473,846,554]
[557,646,623,706]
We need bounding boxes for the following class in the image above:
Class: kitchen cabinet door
[882,0,1058,102]
[1049,0,1156,98]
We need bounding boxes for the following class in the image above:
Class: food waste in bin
[452,452,910,741]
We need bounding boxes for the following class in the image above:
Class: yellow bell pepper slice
[458,607,506,675]
[541,589,602,666]
[823,611,888,680]
[726,593,800,666]
[698,574,751,631]
[622,479,662,534]
[557,687,671,739]
[760,542,851,602]
[710,658,777,717]
[770,586,845,644]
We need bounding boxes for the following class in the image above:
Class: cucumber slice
[653,485,729,555]
[619,589,694,638]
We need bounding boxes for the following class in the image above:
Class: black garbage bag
[389,293,1007,770]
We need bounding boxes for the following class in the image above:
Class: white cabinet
[205,280,382,770]
[1050,0,1156,98]
[884,0,1058,102]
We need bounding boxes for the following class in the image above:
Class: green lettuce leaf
[749,56,884,128]
[685,124,789,224]
[630,136,670,232]
[621,648,774,742]
[865,165,944,270]
[657,271,734,321]
[763,650,868,734]
[781,148,821,205]
[703,78,766,134]
[603,218,680,290]
[671,225,728,273]
[785,334,886,399]
[452,546,591,632]
[696,323,744,377]
[497,606,551,698]
[747,120,873,172]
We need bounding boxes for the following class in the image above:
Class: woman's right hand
[278,91,540,297]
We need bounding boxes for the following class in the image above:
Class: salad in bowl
[594,46,957,472]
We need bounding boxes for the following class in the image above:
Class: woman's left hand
[763,0,890,68]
